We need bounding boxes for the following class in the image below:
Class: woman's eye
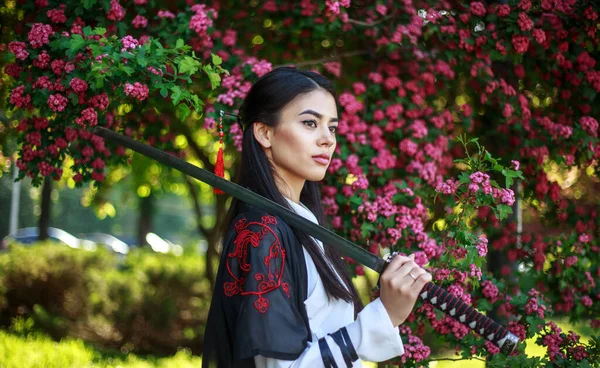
[302,120,317,128]
[329,126,337,134]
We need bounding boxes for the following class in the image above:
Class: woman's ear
[252,122,273,149]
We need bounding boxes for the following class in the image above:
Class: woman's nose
[318,126,335,147]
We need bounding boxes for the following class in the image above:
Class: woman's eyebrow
[298,109,339,123]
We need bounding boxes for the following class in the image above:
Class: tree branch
[429,357,487,363]
[347,15,394,26]
[274,49,372,68]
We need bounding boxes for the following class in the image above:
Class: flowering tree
[3,0,600,366]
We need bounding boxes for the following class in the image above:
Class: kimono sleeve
[223,212,310,361]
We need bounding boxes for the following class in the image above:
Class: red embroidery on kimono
[223,215,290,313]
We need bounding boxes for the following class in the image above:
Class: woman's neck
[276,177,304,204]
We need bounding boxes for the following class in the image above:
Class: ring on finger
[409,273,417,280]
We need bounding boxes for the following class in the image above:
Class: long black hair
[221,67,362,310]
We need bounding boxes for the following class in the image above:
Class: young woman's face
[263,88,339,185]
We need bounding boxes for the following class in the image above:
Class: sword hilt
[419,282,519,354]
[381,253,520,355]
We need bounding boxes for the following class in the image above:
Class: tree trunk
[38,177,52,241]
[137,193,154,247]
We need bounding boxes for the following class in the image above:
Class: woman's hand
[379,254,432,327]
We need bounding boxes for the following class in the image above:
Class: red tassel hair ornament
[214,110,225,195]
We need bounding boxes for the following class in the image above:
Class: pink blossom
[8,41,29,60]
[75,107,98,127]
[5,64,24,78]
[477,236,488,257]
[107,0,126,21]
[51,59,66,75]
[46,8,67,23]
[511,160,520,170]
[69,77,88,92]
[158,10,176,19]
[121,35,139,52]
[469,264,482,280]
[124,82,149,101]
[481,280,499,301]
[64,62,75,73]
[351,175,369,190]
[532,29,546,44]
[10,86,32,108]
[470,2,486,17]
[189,5,214,37]
[580,116,598,137]
[435,179,459,195]
[497,4,510,17]
[251,60,272,77]
[323,62,341,77]
[47,93,68,112]
[517,12,533,31]
[512,35,529,54]
[89,93,109,111]
[28,23,54,49]
[132,15,148,28]
[33,76,54,90]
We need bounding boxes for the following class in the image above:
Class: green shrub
[0,243,211,355]
[0,321,203,368]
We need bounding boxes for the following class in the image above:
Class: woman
[202,67,432,368]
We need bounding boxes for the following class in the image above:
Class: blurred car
[79,233,129,255]
[2,227,97,251]
[146,232,183,256]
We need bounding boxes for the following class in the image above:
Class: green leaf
[175,39,185,49]
[211,53,223,66]
[159,87,168,98]
[206,70,221,90]
[179,56,200,75]
[69,34,86,56]
[170,86,183,105]
[83,0,97,9]
[177,103,191,122]
[83,26,93,37]
[93,27,106,36]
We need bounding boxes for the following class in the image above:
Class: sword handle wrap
[419,282,519,355]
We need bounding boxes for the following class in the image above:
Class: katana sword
[93,126,520,355]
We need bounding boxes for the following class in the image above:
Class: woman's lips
[312,156,329,165]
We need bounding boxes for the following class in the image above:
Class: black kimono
[202,204,312,367]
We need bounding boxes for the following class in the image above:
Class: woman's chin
[305,169,327,182]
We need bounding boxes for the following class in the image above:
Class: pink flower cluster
[124,82,149,101]
[189,4,215,38]
[75,107,98,127]
[107,0,126,21]
[158,10,176,19]
[47,8,67,23]
[9,85,32,108]
[580,116,598,137]
[9,41,29,60]
[121,35,140,52]
[89,93,109,111]
[435,179,459,194]
[397,325,431,363]
[47,93,68,112]
[28,23,54,49]
[132,15,148,28]
[69,77,88,93]
[251,60,273,78]
[481,280,499,302]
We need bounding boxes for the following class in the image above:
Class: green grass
[0,329,202,368]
